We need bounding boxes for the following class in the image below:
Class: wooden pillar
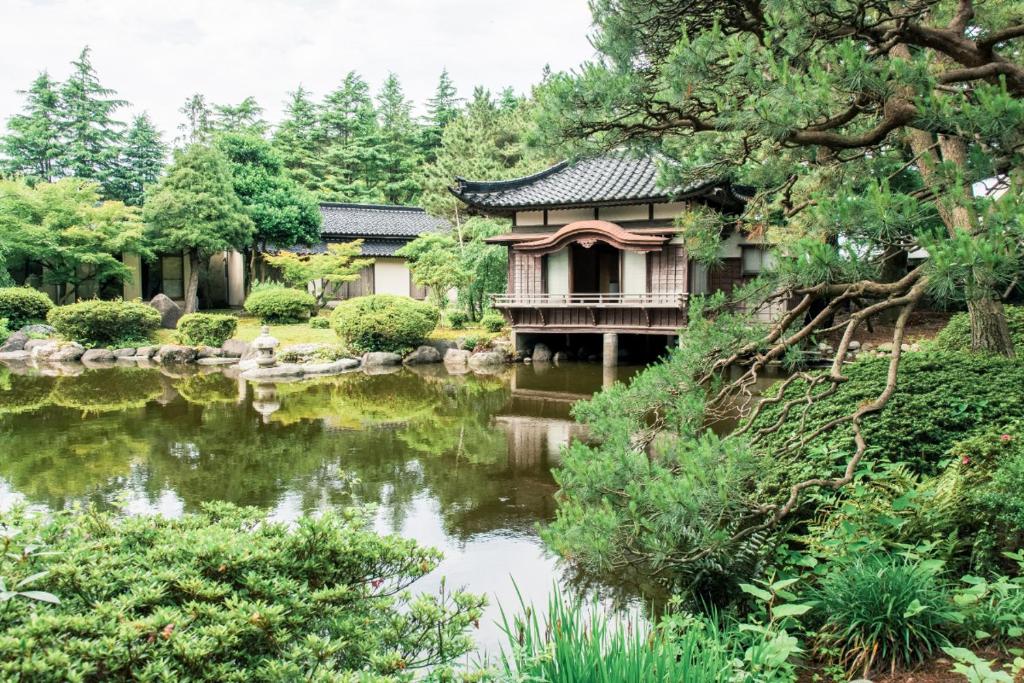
[602,332,619,367]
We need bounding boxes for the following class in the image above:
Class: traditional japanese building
[450,154,763,365]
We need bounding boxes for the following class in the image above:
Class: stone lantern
[251,383,280,424]
[252,325,279,368]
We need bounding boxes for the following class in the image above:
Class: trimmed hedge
[446,310,469,330]
[0,287,54,329]
[176,313,238,347]
[47,299,161,347]
[331,294,440,354]
[244,285,316,324]
[933,305,1024,353]
[749,351,1024,485]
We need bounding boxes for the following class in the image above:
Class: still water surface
[0,360,642,654]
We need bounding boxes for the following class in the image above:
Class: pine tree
[318,72,383,202]
[272,86,325,193]
[176,94,213,146]
[109,113,166,205]
[1,72,64,182]
[373,73,421,204]
[143,144,254,312]
[212,96,267,136]
[420,69,461,164]
[58,47,126,195]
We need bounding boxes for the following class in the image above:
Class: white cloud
[1,0,596,140]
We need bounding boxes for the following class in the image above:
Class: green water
[0,360,642,653]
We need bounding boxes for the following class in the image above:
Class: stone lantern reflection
[252,325,279,368]
[252,382,280,424]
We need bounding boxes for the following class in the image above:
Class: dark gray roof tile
[319,203,449,238]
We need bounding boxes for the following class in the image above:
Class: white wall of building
[622,251,647,293]
[546,248,570,295]
[373,258,411,297]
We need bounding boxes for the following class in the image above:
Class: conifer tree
[373,73,421,204]
[212,96,267,137]
[143,144,254,312]
[272,86,325,193]
[176,94,213,146]
[58,47,126,194]
[109,113,166,206]
[1,72,64,182]
[421,69,461,163]
[318,72,383,202]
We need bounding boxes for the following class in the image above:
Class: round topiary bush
[175,313,238,347]
[309,316,330,329]
[243,285,316,324]
[47,299,161,347]
[445,310,469,330]
[331,294,440,354]
[480,311,506,333]
[0,287,54,329]
[933,305,1024,353]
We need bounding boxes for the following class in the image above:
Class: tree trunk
[877,245,909,323]
[184,249,201,314]
[968,297,1016,357]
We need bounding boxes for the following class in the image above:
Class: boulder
[149,294,182,330]
[468,351,505,372]
[403,345,442,365]
[426,340,457,356]
[531,343,552,363]
[196,357,240,366]
[848,340,861,351]
[49,342,85,363]
[302,358,360,375]
[239,363,305,380]
[134,346,157,359]
[552,351,571,363]
[361,351,402,367]
[25,339,52,353]
[443,348,472,366]
[0,331,28,353]
[156,344,197,365]
[112,347,137,358]
[0,350,30,361]
[491,339,515,360]
[19,324,55,337]
[220,339,250,359]
[81,348,116,363]
[197,346,223,359]
[279,343,330,362]
[877,342,895,353]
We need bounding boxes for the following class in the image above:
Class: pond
[0,359,645,656]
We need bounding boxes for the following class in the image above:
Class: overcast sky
[1,0,596,140]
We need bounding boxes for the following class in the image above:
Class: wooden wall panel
[510,250,544,294]
[646,245,688,294]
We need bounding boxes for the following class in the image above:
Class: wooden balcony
[491,292,688,334]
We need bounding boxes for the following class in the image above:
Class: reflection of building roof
[319,203,450,238]
[450,154,751,213]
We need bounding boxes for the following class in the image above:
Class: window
[161,255,185,299]
[741,246,768,275]
[690,261,709,295]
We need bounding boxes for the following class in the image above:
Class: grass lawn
[153,312,502,348]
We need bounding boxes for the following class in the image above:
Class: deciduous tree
[263,241,373,307]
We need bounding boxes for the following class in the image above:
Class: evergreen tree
[109,113,166,206]
[318,72,383,202]
[1,72,64,182]
[143,144,254,312]
[272,86,325,193]
[176,94,213,146]
[58,47,126,195]
[373,73,421,204]
[420,69,461,163]
[212,96,267,137]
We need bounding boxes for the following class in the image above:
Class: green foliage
[309,316,330,330]
[175,313,238,347]
[263,241,373,307]
[397,234,470,309]
[0,178,148,302]
[331,295,439,354]
[751,352,1024,483]
[1,72,63,183]
[943,646,1024,683]
[445,310,469,329]
[480,311,505,333]
[0,286,54,328]
[243,285,316,324]
[108,113,166,206]
[812,555,957,678]
[0,318,9,346]
[0,503,485,681]
[934,306,1024,353]
[47,299,160,347]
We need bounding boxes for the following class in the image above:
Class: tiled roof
[319,203,449,238]
[450,155,747,212]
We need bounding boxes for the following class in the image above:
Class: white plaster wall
[652,201,689,219]
[373,258,411,297]
[546,248,569,295]
[598,204,648,222]
[718,230,744,258]
[622,251,647,293]
[547,208,594,225]
[516,210,545,226]
[122,253,143,300]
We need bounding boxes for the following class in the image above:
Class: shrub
[243,284,316,324]
[46,299,160,347]
[309,316,330,329]
[933,305,1024,353]
[331,295,439,354]
[0,504,485,682]
[749,352,1024,484]
[445,310,469,329]
[175,313,238,347]
[0,286,53,329]
[0,317,8,346]
[812,555,957,678]
[480,311,505,333]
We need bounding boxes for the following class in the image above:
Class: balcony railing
[491,292,688,308]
